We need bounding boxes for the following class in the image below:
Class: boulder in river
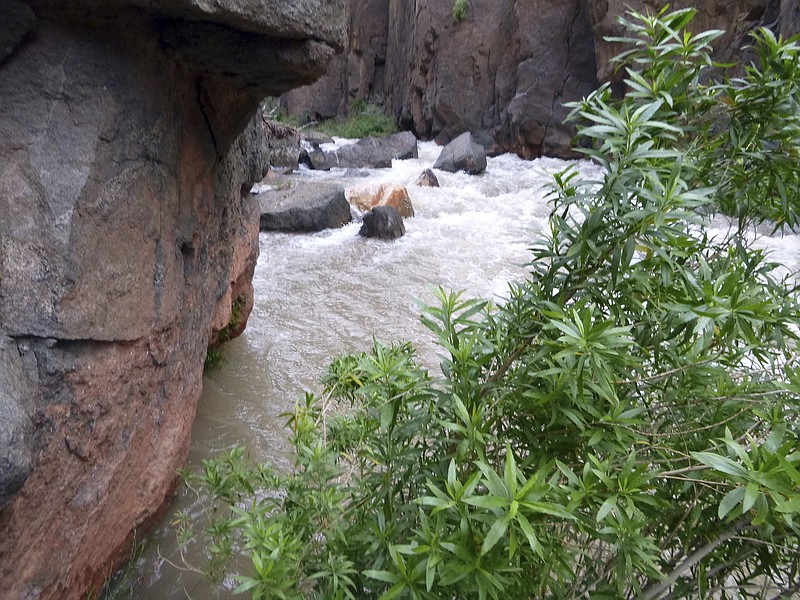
[326,130,418,168]
[259,182,352,232]
[347,183,414,218]
[415,168,440,187]
[299,146,333,171]
[433,132,487,175]
[359,205,406,240]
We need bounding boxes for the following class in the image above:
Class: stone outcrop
[280,0,797,158]
[0,1,345,599]
[433,132,487,175]
[259,182,352,232]
[359,205,406,240]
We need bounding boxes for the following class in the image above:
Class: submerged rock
[259,182,352,232]
[433,132,487,175]
[415,168,439,187]
[359,205,406,240]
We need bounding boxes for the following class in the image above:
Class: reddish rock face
[0,1,345,598]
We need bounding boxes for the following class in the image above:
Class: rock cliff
[282,0,796,157]
[0,1,344,598]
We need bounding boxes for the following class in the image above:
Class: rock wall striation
[282,0,796,157]
[0,1,344,598]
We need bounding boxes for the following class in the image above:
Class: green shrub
[315,103,398,139]
[453,0,469,23]
[179,8,800,599]
[203,349,223,372]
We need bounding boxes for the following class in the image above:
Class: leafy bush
[315,102,398,139]
[453,0,469,23]
[179,8,800,599]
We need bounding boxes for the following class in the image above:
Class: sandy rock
[347,183,415,218]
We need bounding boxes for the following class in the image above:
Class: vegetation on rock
[316,100,399,139]
[452,0,469,24]
[263,97,398,140]
[178,8,800,598]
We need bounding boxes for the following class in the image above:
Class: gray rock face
[259,183,352,232]
[433,132,487,174]
[0,338,33,511]
[359,205,406,240]
[326,130,418,168]
[283,0,389,119]
[281,0,796,158]
[0,1,344,598]
[0,1,35,63]
[781,0,800,38]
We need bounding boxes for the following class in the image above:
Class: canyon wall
[0,1,344,598]
[283,0,796,157]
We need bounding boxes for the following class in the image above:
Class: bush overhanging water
[177,8,800,599]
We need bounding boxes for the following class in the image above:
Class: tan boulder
[346,183,415,218]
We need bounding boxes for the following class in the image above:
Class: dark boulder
[259,182,352,232]
[328,130,418,168]
[0,338,33,511]
[359,205,406,240]
[299,146,333,170]
[415,168,439,187]
[433,132,487,174]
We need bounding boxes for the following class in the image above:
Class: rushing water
[123,141,800,599]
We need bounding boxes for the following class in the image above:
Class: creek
[123,141,800,599]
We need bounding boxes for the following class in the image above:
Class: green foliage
[316,102,398,139]
[452,0,469,23]
[179,8,800,599]
[597,7,800,231]
[204,348,223,372]
[218,293,248,344]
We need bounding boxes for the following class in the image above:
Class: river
[120,141,800,599]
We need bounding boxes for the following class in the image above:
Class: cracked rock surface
[0,1,344,598]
